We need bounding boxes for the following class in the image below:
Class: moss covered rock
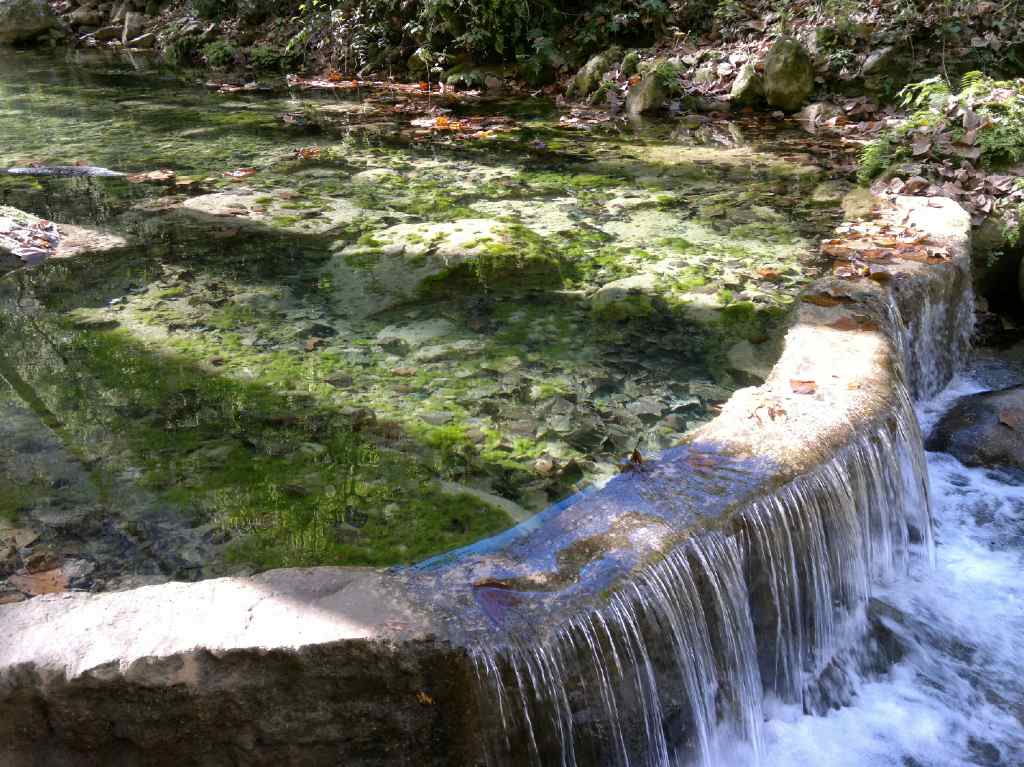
[0,0,56,43]
[567,47,621,98]
[764,37,814,112]
[626,74,668,115]
[729,62,765,107]
[591,274,659,320]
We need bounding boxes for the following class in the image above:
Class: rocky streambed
[0,48,847,599]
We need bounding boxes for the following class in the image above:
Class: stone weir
[0,196,972,767]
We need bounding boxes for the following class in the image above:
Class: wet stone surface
[0,48,842,589]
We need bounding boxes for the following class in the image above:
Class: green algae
[0,49,842,576]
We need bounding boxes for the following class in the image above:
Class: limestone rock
[764,37,814,112]
[693,65,716,84]
[626,74,667,115]
[795,101,841,133]
[925,385,1024,470]
[0,0,57,43]
[568,47,620,98]
[862,45,896,76]
[121,10,144,42]
[591,274,659,320]
[729,62,764,107]
[726,339,776,380]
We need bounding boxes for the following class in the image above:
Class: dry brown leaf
[416,691,434,705]
[127,168,176,184]
[790,379,818,395]
[8,568,68,595]
[998,406,1024,430]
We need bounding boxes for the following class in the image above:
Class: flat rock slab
[0,205,128,267]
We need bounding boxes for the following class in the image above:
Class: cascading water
[473,382,935,766]
[468,251,978,766]
[473,530,764,767]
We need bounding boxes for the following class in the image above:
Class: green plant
[203,40,240,68]
[163,32,201,66]
[191,0,234,20]
[248,45,283,70]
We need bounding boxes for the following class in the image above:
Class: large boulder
[764,37,814,112]
[0,0,57,44]
[925,385,1024,470]
[729,62,764,107]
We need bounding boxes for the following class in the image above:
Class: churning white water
[760,373,1024,767]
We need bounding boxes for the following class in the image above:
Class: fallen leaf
[8,568,68,595]
[126,168,176,184]
[790,379,817,395]
[416,691,434,705]
[998,406,1024,430]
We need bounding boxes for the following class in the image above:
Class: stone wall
[0,196,973,766]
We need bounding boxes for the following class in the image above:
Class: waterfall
[472,379,932,766]
[468,282,955,766]
[473,531,763,767]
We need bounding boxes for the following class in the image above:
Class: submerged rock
[926,385,1024,470]
[764,37,814,112]
[326,219,560,317]
[591,274,659,320]
[0,0,57,44]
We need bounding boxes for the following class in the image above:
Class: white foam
[759,374,1024,767]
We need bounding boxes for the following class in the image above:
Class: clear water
[0,48,839,584]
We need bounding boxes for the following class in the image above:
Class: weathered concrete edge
[0,196,973,764]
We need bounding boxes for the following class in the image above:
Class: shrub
[203,40,240,68]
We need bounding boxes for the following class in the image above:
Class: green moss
[42,328,515,568]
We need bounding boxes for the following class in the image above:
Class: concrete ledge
[0,196,973,765]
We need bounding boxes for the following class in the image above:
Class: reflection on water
[0,48,841,582]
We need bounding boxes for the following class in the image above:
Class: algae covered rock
[0,0,57,44]
[626,74,668,115]
[729,62,764,107]
[327,219,561,317]
[764,37,814,112]
[568,47,621,98]
[591,274,659,320]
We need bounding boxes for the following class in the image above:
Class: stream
[0,47,842,587]
[759,356,1024,767]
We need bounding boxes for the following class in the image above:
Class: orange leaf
[8,568,68,595]
[790,379,817,395]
